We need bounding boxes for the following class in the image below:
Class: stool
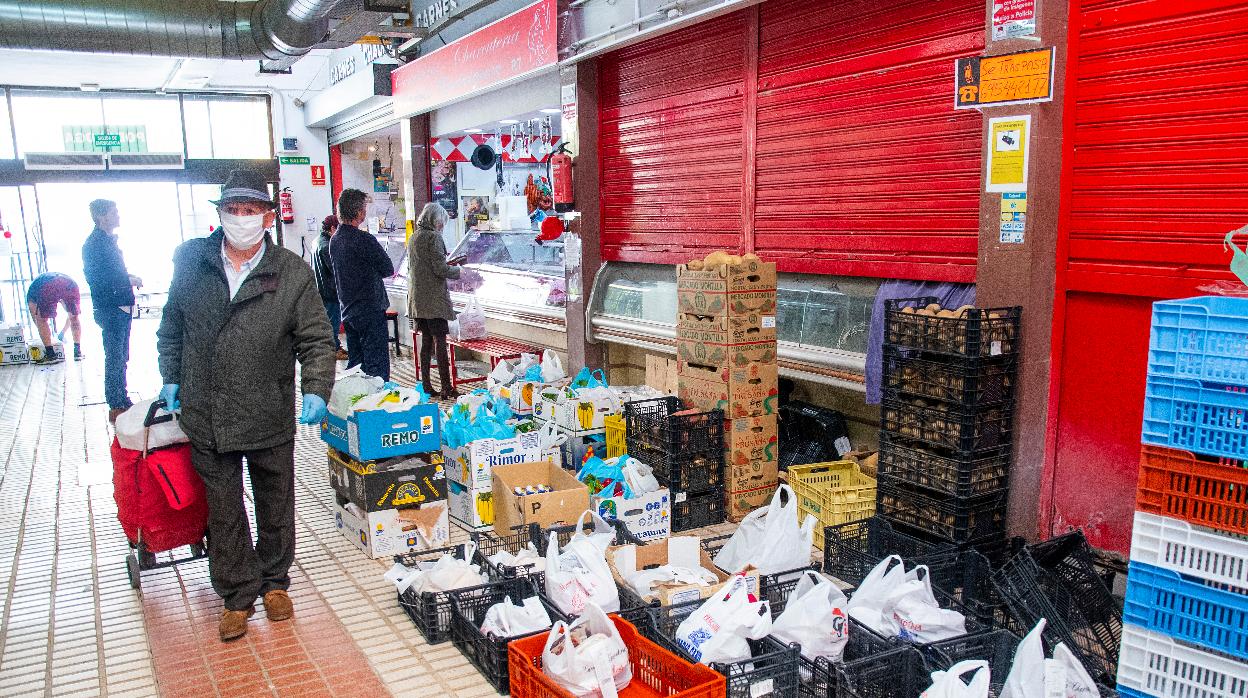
[385,310,402,357]
[413,333,537,391]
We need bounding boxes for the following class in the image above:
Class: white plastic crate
[1130,511,1248,593]
[1117,623,1248,698]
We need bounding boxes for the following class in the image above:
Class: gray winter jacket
[406,225,461,321]
[157,230,336,452]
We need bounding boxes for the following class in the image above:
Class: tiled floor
[0,315,499,697]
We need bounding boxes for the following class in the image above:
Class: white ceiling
[0,48,332,94]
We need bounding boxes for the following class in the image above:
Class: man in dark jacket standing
[81,199,142,422]
[313,214,348,361]
[329,188,394,380]
[157,169,335,642]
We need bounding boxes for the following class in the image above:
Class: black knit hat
[210,169,276,208]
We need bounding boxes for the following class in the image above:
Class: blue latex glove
[159,384,180,412]
[300,394,327,425]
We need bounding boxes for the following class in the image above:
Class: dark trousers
[323,300,342,350]
[415,318,452,393]
[190,440,296,611]
[93,306,132,409]
[344,313,390,381]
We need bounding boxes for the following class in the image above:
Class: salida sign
[392,0,556,118]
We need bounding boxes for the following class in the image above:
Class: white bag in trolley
[674,573,772,665]
[922,659,991,698]
[769,570,850,662]
[712,484,816,576]
[542,602,632,698]
[115,397,189,452]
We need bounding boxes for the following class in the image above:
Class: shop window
[0,92,13,159]
[183,95,272,159]
[398,229,567,310]
[10,91,106,156]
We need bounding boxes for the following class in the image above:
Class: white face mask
[220,212,267,249]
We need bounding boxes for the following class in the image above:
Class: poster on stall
[462,196,492,229]
[992,0,1037,41]
[431,159,458,218]
[986,115,1030,192]
[1000,193,1026,244]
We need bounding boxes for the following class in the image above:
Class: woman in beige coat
[407,203,463,398]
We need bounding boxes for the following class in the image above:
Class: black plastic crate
[884,297,1021,358]
[448,576,566,694]
[672,488,726,532]
[926,630,1123,698]
[630,441,725,493]
[877,478,1009,544]
[807,644,928,698]
[779,401,852,470]
[881,399,1014,453]
[882,346,1017,407]
[877,434,1011,499]
[625,396,725,455]
[473,518,643,584]
[394,543,487,645]
[990,531,1122,686]
[700,534,819,618]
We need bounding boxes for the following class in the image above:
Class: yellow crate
[787,460,876,549]
[604,414,626,459]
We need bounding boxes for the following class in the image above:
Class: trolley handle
[143,398,176,428]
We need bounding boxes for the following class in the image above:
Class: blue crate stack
[1117,296,1248,698]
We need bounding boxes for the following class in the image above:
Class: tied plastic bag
[115,397,189,452]
[328,366,385,418]
[885,566,966,643]
[384,543,486,595]
[769,571,850,662]
[488,359,516,389]
[455,296,487,341]
[846,555,912,631]
[351,385,426,412]
[577,456,631,499]
[922,660,991,698]
[514,353,539,380]
[570,367,608,390]
[480,596,553,638]
[542,603,632,698]
[544,511,620,615]
[541,349,566,382]
[1001,620,1100,698]
[619,457,660,497]
[675,574,772,665]
[488,544,546,576]
[713,484,816,575]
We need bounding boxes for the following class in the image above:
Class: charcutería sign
[954,47,1055,109]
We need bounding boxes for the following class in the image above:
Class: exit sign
[279,156,311,165]
[93,134,121,147]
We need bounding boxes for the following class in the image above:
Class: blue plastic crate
[1150,297,1248,389]
[1123,560,1248,662]
[1141,375,1248,462]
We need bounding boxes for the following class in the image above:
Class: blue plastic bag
[524,363,544,382]
[570,367,608,390]
[576,455,632,499]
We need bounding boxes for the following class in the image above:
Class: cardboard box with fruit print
[724,415,779,490]
[677,360,780,418]
[726,484,776,523]
[676,253,777,318]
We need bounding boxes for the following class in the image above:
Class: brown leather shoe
[219,607,255,641]
[335,348,349,361]
[263,589,294,622]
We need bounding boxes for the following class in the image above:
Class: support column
[561,60,605,370]
[973,1,1070,540]
[400,114,433,228]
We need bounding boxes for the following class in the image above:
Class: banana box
[334,494,449,558]
[557,427,607,471]
[443,431,544,489]
[677,360,779,418]
[676,260,777,317]
[495,379,543,416]
[328,448,445,513]
[551,388,621,434]
[1,344,30,365]
[448,479,493,530]
[724,415,779,489]
[1,325,24,345]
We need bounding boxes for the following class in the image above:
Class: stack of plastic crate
[624,396,727,532]
[875,297,1021,563]
[1117,296,1248,697]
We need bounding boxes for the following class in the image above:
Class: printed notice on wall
[993,0,1037,41]
[986,115,1030,192]
[955,47,1054,109]
[1000,193,1026,243]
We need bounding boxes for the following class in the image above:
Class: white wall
[271,89,334,261]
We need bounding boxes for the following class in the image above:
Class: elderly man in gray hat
[157,169,336,641]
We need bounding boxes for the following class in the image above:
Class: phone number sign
[955,47,1054,109]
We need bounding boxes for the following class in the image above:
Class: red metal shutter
[753,0,985,281]
[598,12,750,263]
[1048,0,1248,553]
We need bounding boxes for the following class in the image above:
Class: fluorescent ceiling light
[499,119,519,125]
[464,128,483,133]
[539,108,561,114]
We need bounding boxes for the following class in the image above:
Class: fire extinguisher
[279,187,295,225]
[550,143,573,212]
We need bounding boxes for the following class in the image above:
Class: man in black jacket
[157,169,335,642]
[329,189,394,380]
[313,214,348,361]
[81,199,142,422]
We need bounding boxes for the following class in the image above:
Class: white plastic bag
[480,596,553,638]
[514,353,539,379]
[769,570,850,662]
[390,544,487,595]
[115,398,188,452]
[1001,620,1100,698]
[488,359,516,389]
[456,296,487,341]
[884,566,966,643]
[328,366,385,418]
[713,484,815,575]
[544,513,620,615]
[619,458,660,496]
[846,555,912,632]
[541,349,566,382]
[922,660,991,698]
[542,603,632,698]
[675,573,772,665]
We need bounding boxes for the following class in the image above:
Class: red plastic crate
[1137,445,1248,537]
[507,616,725,698]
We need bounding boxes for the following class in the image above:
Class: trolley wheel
[126,553,140,589]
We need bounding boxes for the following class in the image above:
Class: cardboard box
[676,338,776,369]
[559,427,608,471]
[448,479,493,530]
[443,431,544,489]
[729,459,779,493]
[726,485,776,522]
[328,448,446,513]
[496,379,543,415]
[334,495,450,558]
[1,325,24,345]
[28,343,62,363]
[724,415,779,465]
[676,312,777,345]
[645,355,678,395]
[537,388,619,433]
[491,460,590,535]
[606,537,760,606]
[1,344,30,365]
[676,260,777,317]
[592,487,670,542]
[320,402,441,462]
[677,361,779,418]
[845,450,878,478]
